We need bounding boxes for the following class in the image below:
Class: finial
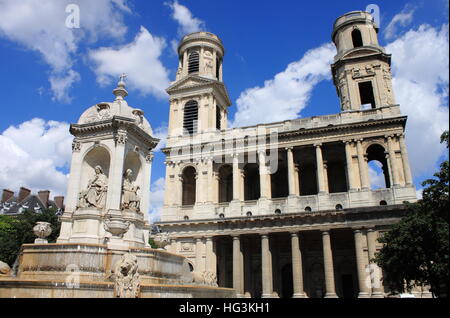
[113,73,128,100]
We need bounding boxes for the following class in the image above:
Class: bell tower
[331,11,396,111]
[166,32,231,141]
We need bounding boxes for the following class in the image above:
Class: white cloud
[88,26,170,99]
[153,123,169,152]
[148,177,165,222]
[0,118,72,197]
[231,42,336,127]
[368,161,387,189]
[384,5,416,40]
[0,0,130,102]
[166,0,205,36]
[386,24,449,179]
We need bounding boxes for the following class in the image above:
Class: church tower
[331,11,396,111]
[166,32,232,142]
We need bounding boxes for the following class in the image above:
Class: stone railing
[175,185,417,221]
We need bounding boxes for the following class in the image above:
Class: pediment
[341,47,383,60]
[167,75,232,106]
[167,75,216,92]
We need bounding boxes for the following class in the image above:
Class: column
[386,135,401,186]
[398,134,413,186]
[258,151,271,198]
[286,147,296,196]
[232,154,240,201]
[195,237,204,273]
[356,139,370,189]
[354,229,370,297]
[178,172,184,206]
[291,232,306,298]
[232,235,244,297]
[261,234,273,298]
[323,161,329,193]
[322,231,337,298]
[315,144,326,193]
[205,237,214,273]
[207,157,215,202]
[294,164,300,195]
[195,162,201,203]
[367,229,384,297]
[344,141,356,190]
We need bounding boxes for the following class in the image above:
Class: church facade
[156,11,426,298]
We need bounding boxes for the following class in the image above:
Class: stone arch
[80,145,111,193]
[183,100,198,135]
[188,51,199,73]
[218,164,233,203]
[182,166,197,206]
[123,151,142,186]
[351,28,363,48]
[366,143,391,189]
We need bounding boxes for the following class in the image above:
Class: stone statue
[204,58,213,74]
[152,232,170,249]
[121,169,141,213]
[78,165,108,209]
[111,253,140,298]
[191,271,218,287]
[0,261,11,276]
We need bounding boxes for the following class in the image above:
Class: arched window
[188,51,199,73]
[182,166,196,206]
[246,211,252,217]
[218,165,233,203]
[351,29,363,48]
[243,163,260,200]
[183,100,198,135]
[367,144,391,189]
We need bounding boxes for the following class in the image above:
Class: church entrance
[281,263,293,298]
[341,274,355,299]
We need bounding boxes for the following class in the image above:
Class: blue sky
[0,0,448,219]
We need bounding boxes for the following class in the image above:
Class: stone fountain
[0,77,235,298]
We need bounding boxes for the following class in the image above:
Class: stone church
[155,11,426,298]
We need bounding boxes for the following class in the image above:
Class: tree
[375,131,449,297]
[0,209,60,266]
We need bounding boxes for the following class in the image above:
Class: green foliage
[375,130,449,298]
[148,237,158,249]
[0,209,61,266]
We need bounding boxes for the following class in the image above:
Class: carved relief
[96,103,111,120]
[203,50,213,74]
[337,71,350,111]
[77,165,108,209]
[111,253,140,298]
[382,67,394,105]
[72,140,81,152]
[115,131,127,145]
[121,169,141,213]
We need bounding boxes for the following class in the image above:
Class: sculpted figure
[121,169,141,213]
[111,253,140,298]
[78,165,108,209]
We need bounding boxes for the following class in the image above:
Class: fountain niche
[0,77,234,298]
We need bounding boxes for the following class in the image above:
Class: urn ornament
[33,221,52,244]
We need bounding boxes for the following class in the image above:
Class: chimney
[18,187,31,202]
[38,190,50,208]
[54,196,65,210]
[1,189,14,203]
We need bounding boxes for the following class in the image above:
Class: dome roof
[77,76,153,135]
